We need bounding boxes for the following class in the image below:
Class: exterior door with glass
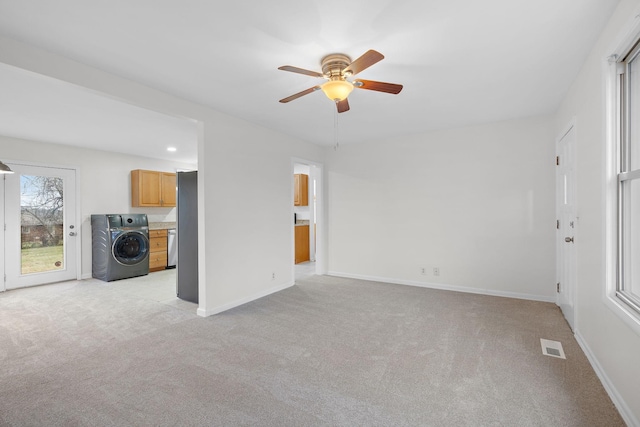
[2,163,78,290]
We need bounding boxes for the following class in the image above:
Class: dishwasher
[167,229,177,268]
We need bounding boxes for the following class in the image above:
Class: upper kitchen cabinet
[131,169,176,207]
[294,174,308,206]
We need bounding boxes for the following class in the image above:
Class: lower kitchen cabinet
[148,229,168,272]
[295,225,310,264]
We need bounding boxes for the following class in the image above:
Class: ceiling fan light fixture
[278,50,401,112]
[321,80,353,102]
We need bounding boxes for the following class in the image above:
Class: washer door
[112,231,149,266]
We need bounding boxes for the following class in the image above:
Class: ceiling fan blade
[337,98,350,113]
[354,79,403,94]
[343,50,384,76]
[278,65,324,78]
[279,86,321,103]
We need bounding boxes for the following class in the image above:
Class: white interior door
[556,125,577,331]
[3,163,78,290]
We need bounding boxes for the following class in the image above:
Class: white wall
[200,111,324,314]
[2,7,638,422]
[325,115,556,301]
[555,0,640,423]
[0,134,195,278]
[0,36,325,316]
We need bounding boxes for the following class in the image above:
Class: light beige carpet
[0,274,625,426]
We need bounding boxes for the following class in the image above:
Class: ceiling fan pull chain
[334,105,340,151]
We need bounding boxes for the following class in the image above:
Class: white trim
[195,121,207,321]
[197,281,295,317]
[74,165,82,281]
[291,156,326,278]
[602,14,640,336]
[1,159,82,286]
[0,174,5,292]
[327,271,556,303]
[608,13,640,59]
[619,169,640,181]
[575,331,640,427]
[555,117,577,331]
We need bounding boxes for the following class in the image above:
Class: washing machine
[91,214,150,281]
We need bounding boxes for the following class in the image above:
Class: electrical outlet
[272,272,276,280]
[421,267,427,275]
[433,267,440,276]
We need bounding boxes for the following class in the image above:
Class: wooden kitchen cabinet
[148,229,168,272]
[295,225,310,264]
[131,169,176,207]
[294,174,308,206]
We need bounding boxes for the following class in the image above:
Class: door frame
[0,172,5,292]
[555,120,577,331]
[292,157,325,276]
[0,159,82,291]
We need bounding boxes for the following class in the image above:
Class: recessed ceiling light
[167,147,177,152]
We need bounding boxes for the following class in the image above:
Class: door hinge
[556,220,560,229]
[556,156,560,166]
[557,282,560,293]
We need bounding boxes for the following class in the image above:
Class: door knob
[565,237,574,243]
[69,232,77,237]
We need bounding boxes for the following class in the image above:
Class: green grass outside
[21,245,64,274]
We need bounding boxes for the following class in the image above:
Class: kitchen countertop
[295,220,310,226]
[149,222,176,230]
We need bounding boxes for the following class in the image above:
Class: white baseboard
[327,271,556,303]
[328,271,636,424]
[197,281,295,317]
[575,331,639,427]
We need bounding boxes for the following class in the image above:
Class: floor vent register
[540,338,566,359]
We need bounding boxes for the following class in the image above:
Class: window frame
[616,42,640,314]
[605,17,640,334]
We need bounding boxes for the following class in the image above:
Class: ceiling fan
[278,49,403,113]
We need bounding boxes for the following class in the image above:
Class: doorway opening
[293,159,324,281]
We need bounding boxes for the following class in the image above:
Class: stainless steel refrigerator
[176,171,198,303]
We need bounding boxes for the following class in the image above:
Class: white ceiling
[0,63,199,164]
[0,0,621,164]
